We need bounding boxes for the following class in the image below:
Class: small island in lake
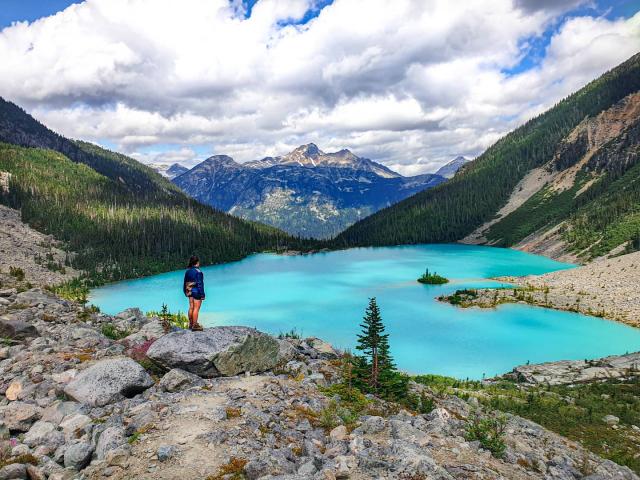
[417,268,449,285]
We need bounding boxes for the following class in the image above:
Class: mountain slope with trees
[0,99,302,283]
[334,53,640,260]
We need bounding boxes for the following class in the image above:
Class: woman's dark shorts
[190,288,205,300]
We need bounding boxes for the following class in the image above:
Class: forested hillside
[334,52,640,260]
[0,100,302,283]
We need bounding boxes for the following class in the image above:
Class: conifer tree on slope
[354,297,405,396]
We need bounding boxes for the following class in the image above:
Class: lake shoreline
[438,250,640,328]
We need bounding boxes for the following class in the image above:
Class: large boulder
[15,288,58,306]
[0,401,43,432]
[0,318,38,340]
[146,326,292,378]
[64,358,154,407]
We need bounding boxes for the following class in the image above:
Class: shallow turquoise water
[89,244,640,379]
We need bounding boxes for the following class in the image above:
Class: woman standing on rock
[184,255,205,331]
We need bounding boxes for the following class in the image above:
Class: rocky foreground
[440,250,640,327]
[1,286,638,480]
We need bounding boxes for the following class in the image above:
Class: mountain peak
[434,156,470,178]
[297,143,322,156]
[202,155,239,166]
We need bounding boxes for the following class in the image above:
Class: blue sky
[2,0,637,27]
[0,0,638,173]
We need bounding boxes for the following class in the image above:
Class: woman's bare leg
[192,299,203,326]
[188,297,195,327]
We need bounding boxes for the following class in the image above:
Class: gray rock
[157,444,176,461]
[0,401,43,431]
[41,401,83,426]
[506,351,640,386]
[115,307,146,324]
[64,357,154,406]
[23,420,56,446]
[298,460,317,475]
[0,319,38,340]
[0,463,27,480]
[603,415,620,426]
[59,413,92,440]
[146,326,288,377]
[14,289,57,306]
[158,368,204,392]
[0,423,9,440]
[358,416,386,434]
[122,319,165,347]
[25,465,45,480]
[64,442,94,470]
[95,426,127,460]
[244,459,269,480]
[306,337,339,359]
[113,308,150,333]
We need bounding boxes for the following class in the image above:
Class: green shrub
[441,289,478,306]
[465,410,507,458]
[278,327,302,339]
[147,303,188,331]
[100,323,131,340]
[9,266,25,281]
[48,278,89,304]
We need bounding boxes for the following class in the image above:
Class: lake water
[89,244,640,379]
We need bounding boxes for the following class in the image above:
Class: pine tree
[353,297,408,400]
[354,297,388,394]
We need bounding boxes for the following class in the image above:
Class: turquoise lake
[89,244,640,379]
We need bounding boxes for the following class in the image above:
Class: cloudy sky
[1,0,639,175]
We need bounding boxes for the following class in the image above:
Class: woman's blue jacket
[183,267,205,299]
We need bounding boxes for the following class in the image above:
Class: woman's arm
[197,270,205,298]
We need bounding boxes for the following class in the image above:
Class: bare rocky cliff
[463,91,640,262]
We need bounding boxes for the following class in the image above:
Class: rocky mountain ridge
[173,144,446,238]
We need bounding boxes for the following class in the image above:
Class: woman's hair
[187,255,200,268]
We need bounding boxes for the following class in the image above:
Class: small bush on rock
[465,410,507,458]
[9,266,25,281]
[101,323,131,340]
[147,303,188,331]
[206,456,248,480]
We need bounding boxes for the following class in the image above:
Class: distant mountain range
[150,162,189,179]
[172,144,455,238]
[335,52,640,262]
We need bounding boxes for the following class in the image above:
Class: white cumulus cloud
[0,0,638,174]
